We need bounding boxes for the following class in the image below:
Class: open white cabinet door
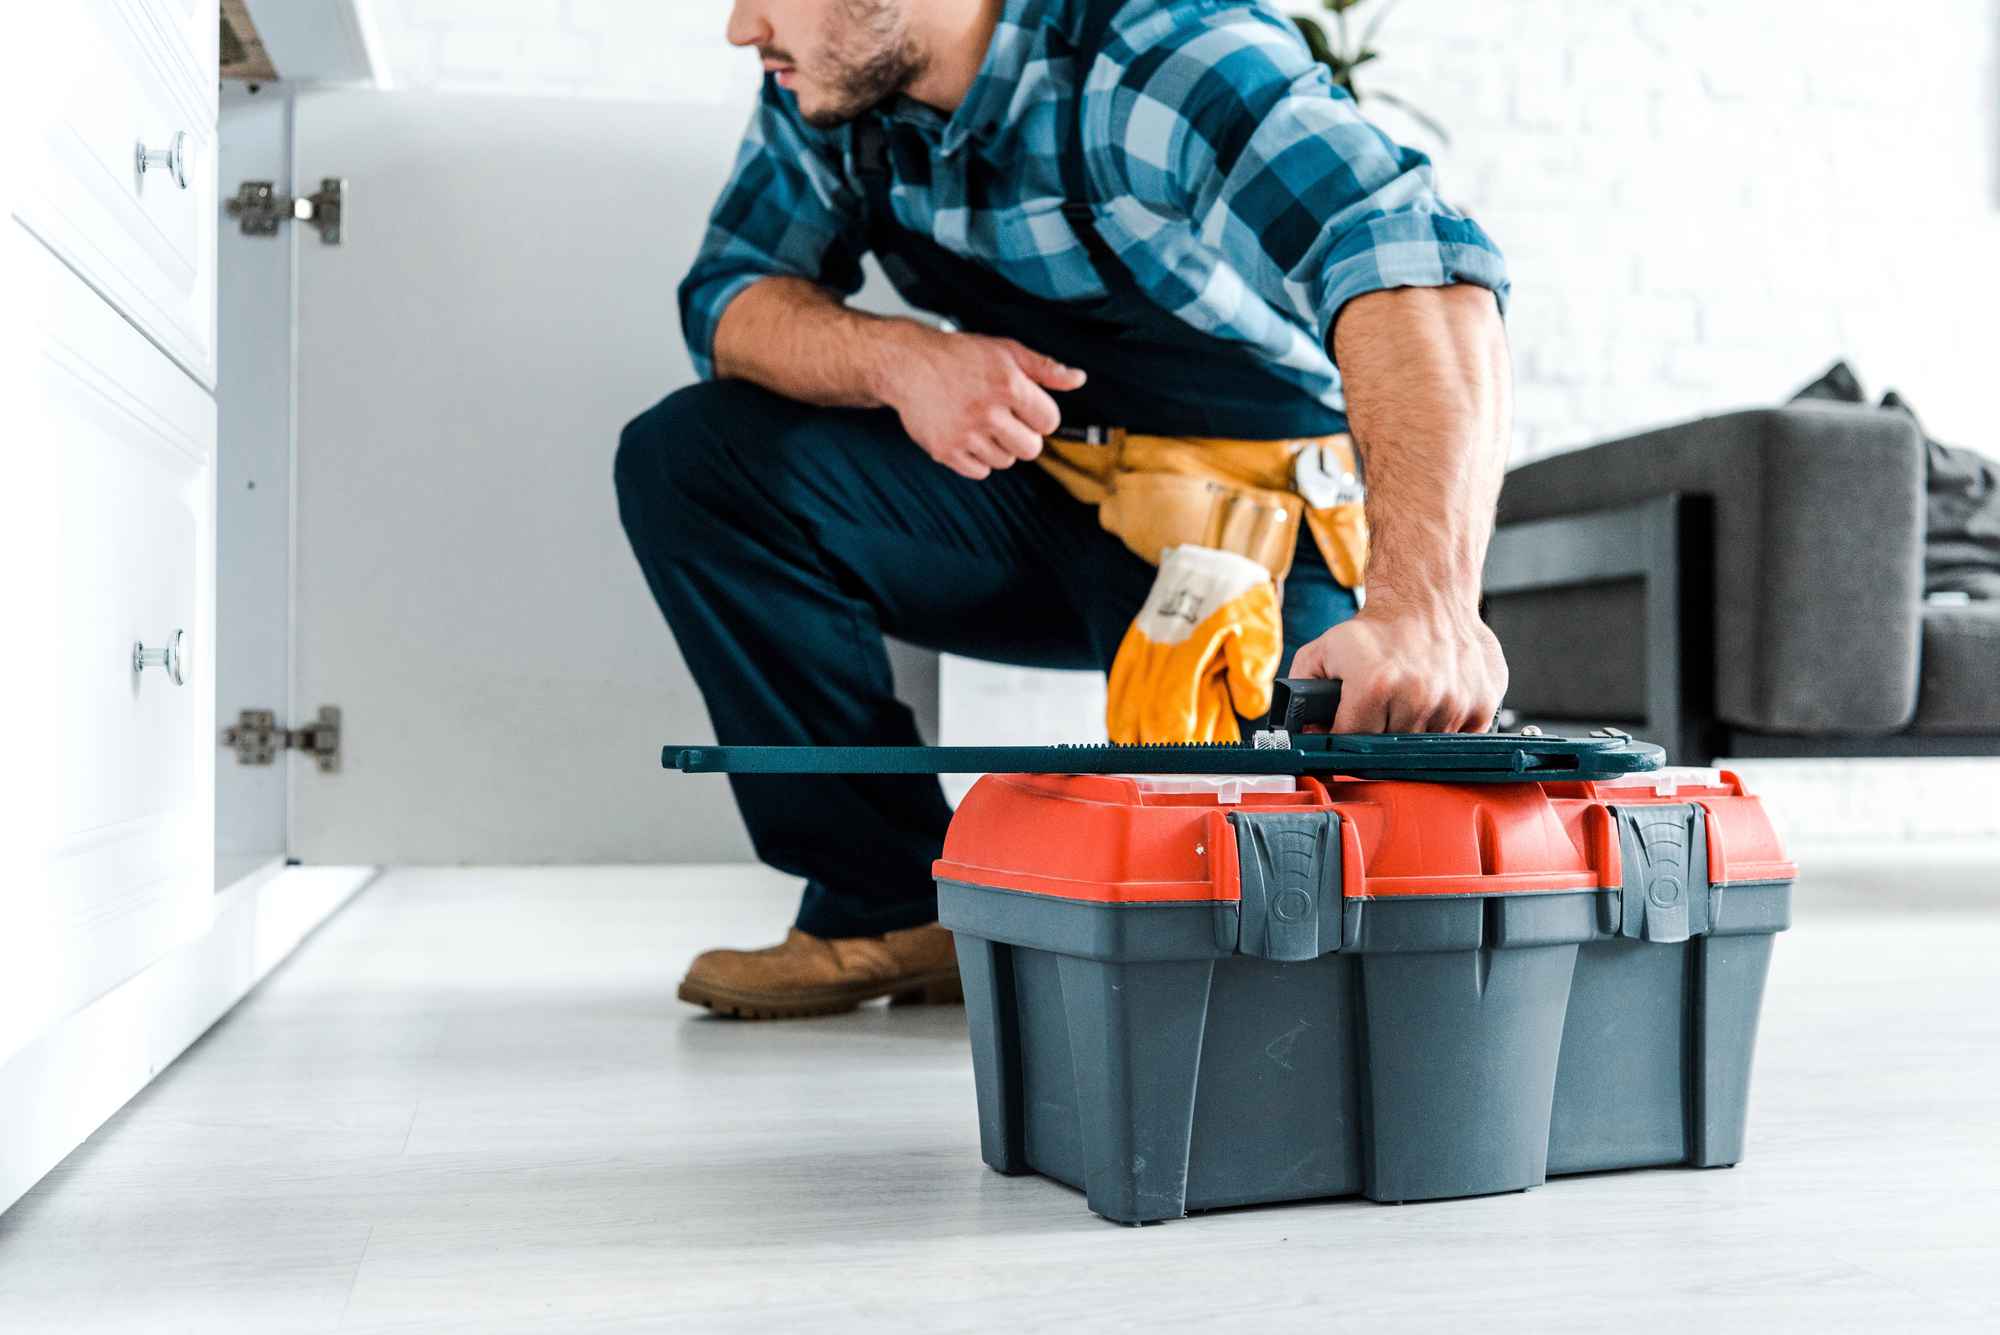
[282,90,798,864]
[214,85,295,887]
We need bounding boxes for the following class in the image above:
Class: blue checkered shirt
[679,0,1508,413]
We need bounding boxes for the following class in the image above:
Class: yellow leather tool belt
[1037,430,1370,588]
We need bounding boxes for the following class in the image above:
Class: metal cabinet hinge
[225,178,346,244]
[220,707,343,772]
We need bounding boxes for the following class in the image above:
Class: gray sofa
[1483,403,2000,764]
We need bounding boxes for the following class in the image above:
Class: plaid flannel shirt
[678,0,1508,414]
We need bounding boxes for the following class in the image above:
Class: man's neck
[902,0,1005,113]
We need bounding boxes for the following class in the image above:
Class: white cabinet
[5,0,218,1065]
[3,0,390,1219]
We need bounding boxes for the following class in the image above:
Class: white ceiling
[361,0,761,104]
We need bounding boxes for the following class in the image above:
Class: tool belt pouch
[1098,472,1304,581]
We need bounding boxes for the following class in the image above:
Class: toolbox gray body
[938,803,1790,1223]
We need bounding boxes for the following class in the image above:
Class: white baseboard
[0,862,377,1215]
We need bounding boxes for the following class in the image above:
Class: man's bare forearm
[710,276,1087,479]
[1331,284,1512,612]
[712,276,925,408]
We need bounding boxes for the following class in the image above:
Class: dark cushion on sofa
[1880,392,2000,601]
[1791,363,2000,600]
[1914,603,2000,733]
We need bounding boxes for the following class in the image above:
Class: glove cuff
[1130,545,1272,646]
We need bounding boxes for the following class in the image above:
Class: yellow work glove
[1106,545,1283,744]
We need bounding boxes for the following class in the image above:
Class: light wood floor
[3,847,1997,1332]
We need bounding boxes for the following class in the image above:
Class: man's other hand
[1287,600,1507,733]
[878,327,1086,479]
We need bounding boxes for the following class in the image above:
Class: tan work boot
[677,924,963,1019]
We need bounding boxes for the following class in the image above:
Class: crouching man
[616,0,1512,1017]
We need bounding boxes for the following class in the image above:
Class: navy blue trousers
[614,379,1357,937]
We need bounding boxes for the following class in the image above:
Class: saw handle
[1267,677,1343,733]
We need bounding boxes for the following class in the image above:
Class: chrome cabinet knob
[133,629,187,685]
[136,131,190,189]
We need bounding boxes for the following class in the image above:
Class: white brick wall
[1368,0,2000,458]
[361,0,2000,841]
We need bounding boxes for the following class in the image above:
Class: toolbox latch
[1228,811,1341,961]
[1608,803,1711,943]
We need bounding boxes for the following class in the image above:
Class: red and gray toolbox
[664,680,1795,1224]
[933,763,1794,1223]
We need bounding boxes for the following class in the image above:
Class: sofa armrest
[1491,405,1926,735]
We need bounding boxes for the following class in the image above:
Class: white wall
[1362,0,1999,458]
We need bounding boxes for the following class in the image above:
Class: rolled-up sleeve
[678,77,870,379]
[1112,11,1508,350]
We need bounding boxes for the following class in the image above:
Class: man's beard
[801,0,926,127]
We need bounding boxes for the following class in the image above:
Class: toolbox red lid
[933,768,1795,903]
